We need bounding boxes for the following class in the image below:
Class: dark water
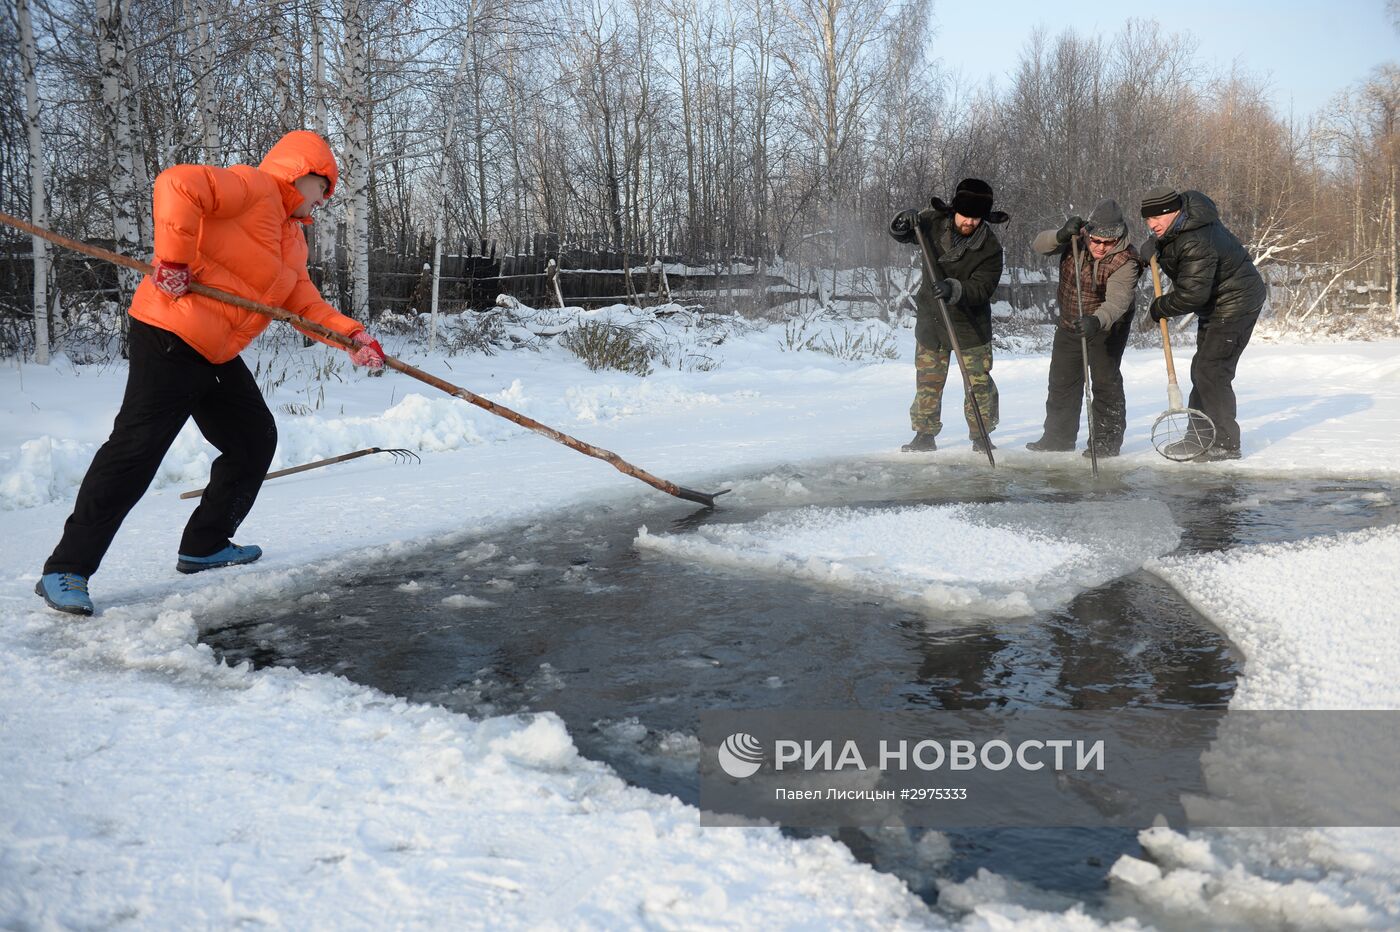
[203,460,1400,907]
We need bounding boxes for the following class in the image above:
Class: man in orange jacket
[36,130,384,616]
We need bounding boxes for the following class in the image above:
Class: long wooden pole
[1149,256,1184,411]
[0,211,726,508]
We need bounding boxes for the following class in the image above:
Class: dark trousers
[1189,312,1258,452]
[1039,319,1132,450]
[44,317,277,577]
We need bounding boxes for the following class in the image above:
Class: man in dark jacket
[1027,199,1141,457]
[889,178,1007,453]
[1140,187,1267,461]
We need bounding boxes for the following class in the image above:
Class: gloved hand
[930,279,955,302]
[152,259,190,298]
[1139,237,1158,265]
[1149,297,1169,323]
[347,329,385,368]
[1056,216,1085,245]
[1069,315,1101,339]
[891,208,919,235]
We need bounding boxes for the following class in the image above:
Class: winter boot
[176,542,263,575]
[1026,437,1074,452]
[901,432,938,453]
[971,436,997,454]
[1082,441,1121,458]
[1195,445,1242,462]
[35,572,94,616]
[1162,435,1211,460]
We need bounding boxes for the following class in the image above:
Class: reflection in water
[204,462,1399,905]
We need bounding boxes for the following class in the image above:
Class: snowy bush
[43,300,127,366]
[561,321,655,376]
[442,309,511,355]
[780,309,900,361]
[814,327,898,361]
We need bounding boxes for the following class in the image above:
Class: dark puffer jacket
[890,200,1005,350]
[1151,191,1267,322]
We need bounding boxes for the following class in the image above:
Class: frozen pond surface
[204,459,1400,905]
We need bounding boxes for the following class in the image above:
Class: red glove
[152,259,190,298]
[347,330,385,368]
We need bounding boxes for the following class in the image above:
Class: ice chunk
[637,500,1180,619]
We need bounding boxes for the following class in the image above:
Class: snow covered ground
[3,308,1400,929]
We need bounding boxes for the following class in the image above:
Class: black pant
[1189,312,1258,452]
[1039,317,1132,450]
[44,317,277,577]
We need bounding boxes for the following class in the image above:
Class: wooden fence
[348,233,792,315]
[2,231,1039,319]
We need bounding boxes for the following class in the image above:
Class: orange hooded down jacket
[128,130,363,364]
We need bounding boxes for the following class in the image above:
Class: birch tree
[309,3,338,303]
[97,0,143,304]
[186,0,222,158]
[777,0,898,203]
[338,0,372,321]
[18,0,49,363]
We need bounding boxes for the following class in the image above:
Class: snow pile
[636,500,1181,618]
[0,436,94,509]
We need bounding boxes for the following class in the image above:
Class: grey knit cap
[1085,199,1127,239]
[1140,186,1183,218]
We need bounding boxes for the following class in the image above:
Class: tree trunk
[1391,162,1398,319]
[432,8,476,351]
[188,0,221,157]
[97,0,143,306]
[470,30,489,238]
[341,0,372,322]
[19,0,49,364]
[310,4,337,307]
[272,43,294,135]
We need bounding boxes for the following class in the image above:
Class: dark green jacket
[1152,191,1267,322]
[889,202,1004,349]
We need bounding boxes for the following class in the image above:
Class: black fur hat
[931,177,1009,224]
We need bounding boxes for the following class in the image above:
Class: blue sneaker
[35,572,94,616]
[176,543,263,575]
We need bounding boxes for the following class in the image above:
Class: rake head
[1151,409,1217,462]
[376,447,421,464]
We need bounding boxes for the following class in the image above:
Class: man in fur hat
[889,178,1008,454]
[1026,199,1141,457]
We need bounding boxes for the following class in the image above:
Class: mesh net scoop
[1151,408,1216,462]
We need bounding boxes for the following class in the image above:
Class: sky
[931,0,1397,120]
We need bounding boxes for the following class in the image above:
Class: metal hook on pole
[1071,234,1099,478]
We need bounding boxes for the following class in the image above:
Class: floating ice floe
[636,499,1182,618]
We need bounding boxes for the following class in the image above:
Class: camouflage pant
[909,341,1000,438]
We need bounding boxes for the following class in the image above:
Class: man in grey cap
[1026,199,1141,457]
[1140,186,1266,460]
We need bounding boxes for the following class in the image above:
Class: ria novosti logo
[717,732,764,778]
